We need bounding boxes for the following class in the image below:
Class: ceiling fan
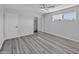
[40,4,55,11]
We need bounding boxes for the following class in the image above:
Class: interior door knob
[16,26,18,28]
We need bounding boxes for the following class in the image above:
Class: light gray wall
[18,14,34,36]
[42,5,79,42]
[38,14,45,32]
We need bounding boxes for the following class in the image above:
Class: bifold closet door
[5,12,18,39]
[0,6,3,48]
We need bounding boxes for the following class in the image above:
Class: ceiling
[40,4,62,8]
[3,4,78,15]
[40,4,78,13]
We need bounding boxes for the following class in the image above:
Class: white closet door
[5,12,18,39]
[0,6,3,48]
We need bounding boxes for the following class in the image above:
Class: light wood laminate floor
[0,32,79,54]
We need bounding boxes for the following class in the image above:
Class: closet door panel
[0,6,3,48]
[5,12,18,39]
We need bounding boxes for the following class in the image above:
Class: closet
[5,10,18,39]
[0,6,3,49]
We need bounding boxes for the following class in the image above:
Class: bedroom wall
[18,14,34,37]
[42,5,79,42]
[38,14,45,32]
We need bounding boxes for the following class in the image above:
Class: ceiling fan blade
[47,6,55,8]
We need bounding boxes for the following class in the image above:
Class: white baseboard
[44,31,79,43]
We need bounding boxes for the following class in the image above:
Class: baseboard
[4,33,34,40]
[42,31,79,43]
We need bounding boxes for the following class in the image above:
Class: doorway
[34,17,38,33]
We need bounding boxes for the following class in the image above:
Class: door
[5,12,18,39]
[34,17,38,33]
[0,7,3,48]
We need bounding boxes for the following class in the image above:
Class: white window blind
[52,14,63,21]
[63,12,76,20]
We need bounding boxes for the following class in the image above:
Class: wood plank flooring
[0,32,79,54]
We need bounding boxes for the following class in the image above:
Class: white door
[0,6,3,48]
[5,12,18,39]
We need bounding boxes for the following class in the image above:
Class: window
[52,11,76,22]
[52,14,63,21]
[63,12,76,20]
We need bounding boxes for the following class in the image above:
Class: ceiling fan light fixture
[41,8,48,12]
[41,8,45,10]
